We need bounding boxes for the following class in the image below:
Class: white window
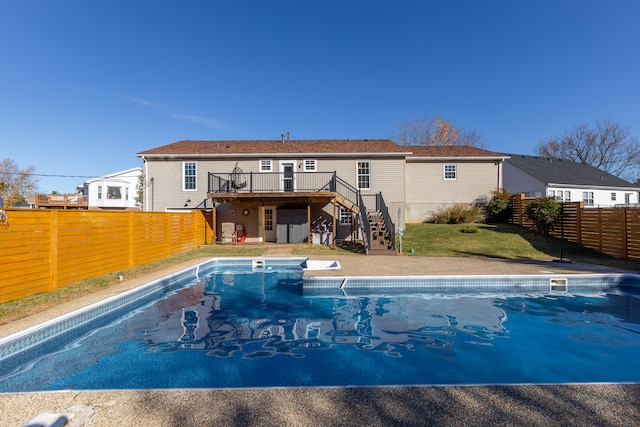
[357,160,371,190]
[553,190,568,202]
[304,159,317,172]
[97,185,102,200]
[549,190,555,198]
[339,207,352,225]
[260,159,272,172]
[582,191,594,207]
[183,162,196,190]
[625,193,632,204]
[444,164,457,180]
[107,186,122,199]
[611,192,617,201]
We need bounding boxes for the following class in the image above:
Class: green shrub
[430,203,485,224]
[484,189,512,223]
[525,197,562,236]
[459,225,479,233]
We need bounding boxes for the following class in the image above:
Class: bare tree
[0,158,39,207]
[536,118,640,181]
[394,113,486,148]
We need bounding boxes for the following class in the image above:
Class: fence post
[213,207,217,243]
[622,208,628,259]
[50,210,58,291]
[559,202,565,240]
[517,193,525,225]
[597,209,604,252]
[576,202,583,245]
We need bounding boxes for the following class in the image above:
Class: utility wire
[3,172,141,179]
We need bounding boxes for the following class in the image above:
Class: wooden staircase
[366,211,396,256]
[333,194,359,215]
[332,188,396,256]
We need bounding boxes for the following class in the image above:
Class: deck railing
[209,171,337,193]
[208,170,397,252]
[36,193,89,209]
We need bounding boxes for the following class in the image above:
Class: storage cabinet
[276,208,308,243]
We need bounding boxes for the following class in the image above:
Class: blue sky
[1,1,639,193]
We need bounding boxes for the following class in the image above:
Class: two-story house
[136,139,507,253]
[137,139,409,253]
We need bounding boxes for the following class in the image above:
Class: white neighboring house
[503,154,640,207]
[77,167,142,211]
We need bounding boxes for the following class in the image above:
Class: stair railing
[331,174,360,209]
[376,193,396,252]
[358,192,371,255]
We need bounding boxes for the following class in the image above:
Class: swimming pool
[1,257,639,392]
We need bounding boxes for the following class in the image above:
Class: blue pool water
[1,260,639,392]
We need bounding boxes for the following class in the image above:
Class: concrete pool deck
[1,251,639,426]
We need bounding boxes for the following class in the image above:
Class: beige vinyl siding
[320,157,405,226]
[145,155,406,219]
[145,160,201,211]
[145,159,258,210]
[405,160,500,223]
[369,157,405,204]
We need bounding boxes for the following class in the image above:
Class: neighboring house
[503,154,640,207]
[405,146,508,222]
[76,167,143,211]
[135,139,507,252]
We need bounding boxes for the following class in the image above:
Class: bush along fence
[0,209,214,303]
[510,194,640,261]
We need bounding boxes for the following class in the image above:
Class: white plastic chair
[221,222,237,244]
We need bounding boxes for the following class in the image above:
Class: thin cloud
[169,114,233,130]
[118,94,155,107]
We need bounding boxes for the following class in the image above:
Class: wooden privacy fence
[0,209,214,303]
[510,194,640,261]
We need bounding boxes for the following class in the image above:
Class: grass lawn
[1,223,638,324]
[401,223,639,271]
[402,223,563,259]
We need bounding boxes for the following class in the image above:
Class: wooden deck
[208,191,360,214]
[35,194,89,209]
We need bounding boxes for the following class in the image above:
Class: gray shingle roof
[505,154,636,188]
